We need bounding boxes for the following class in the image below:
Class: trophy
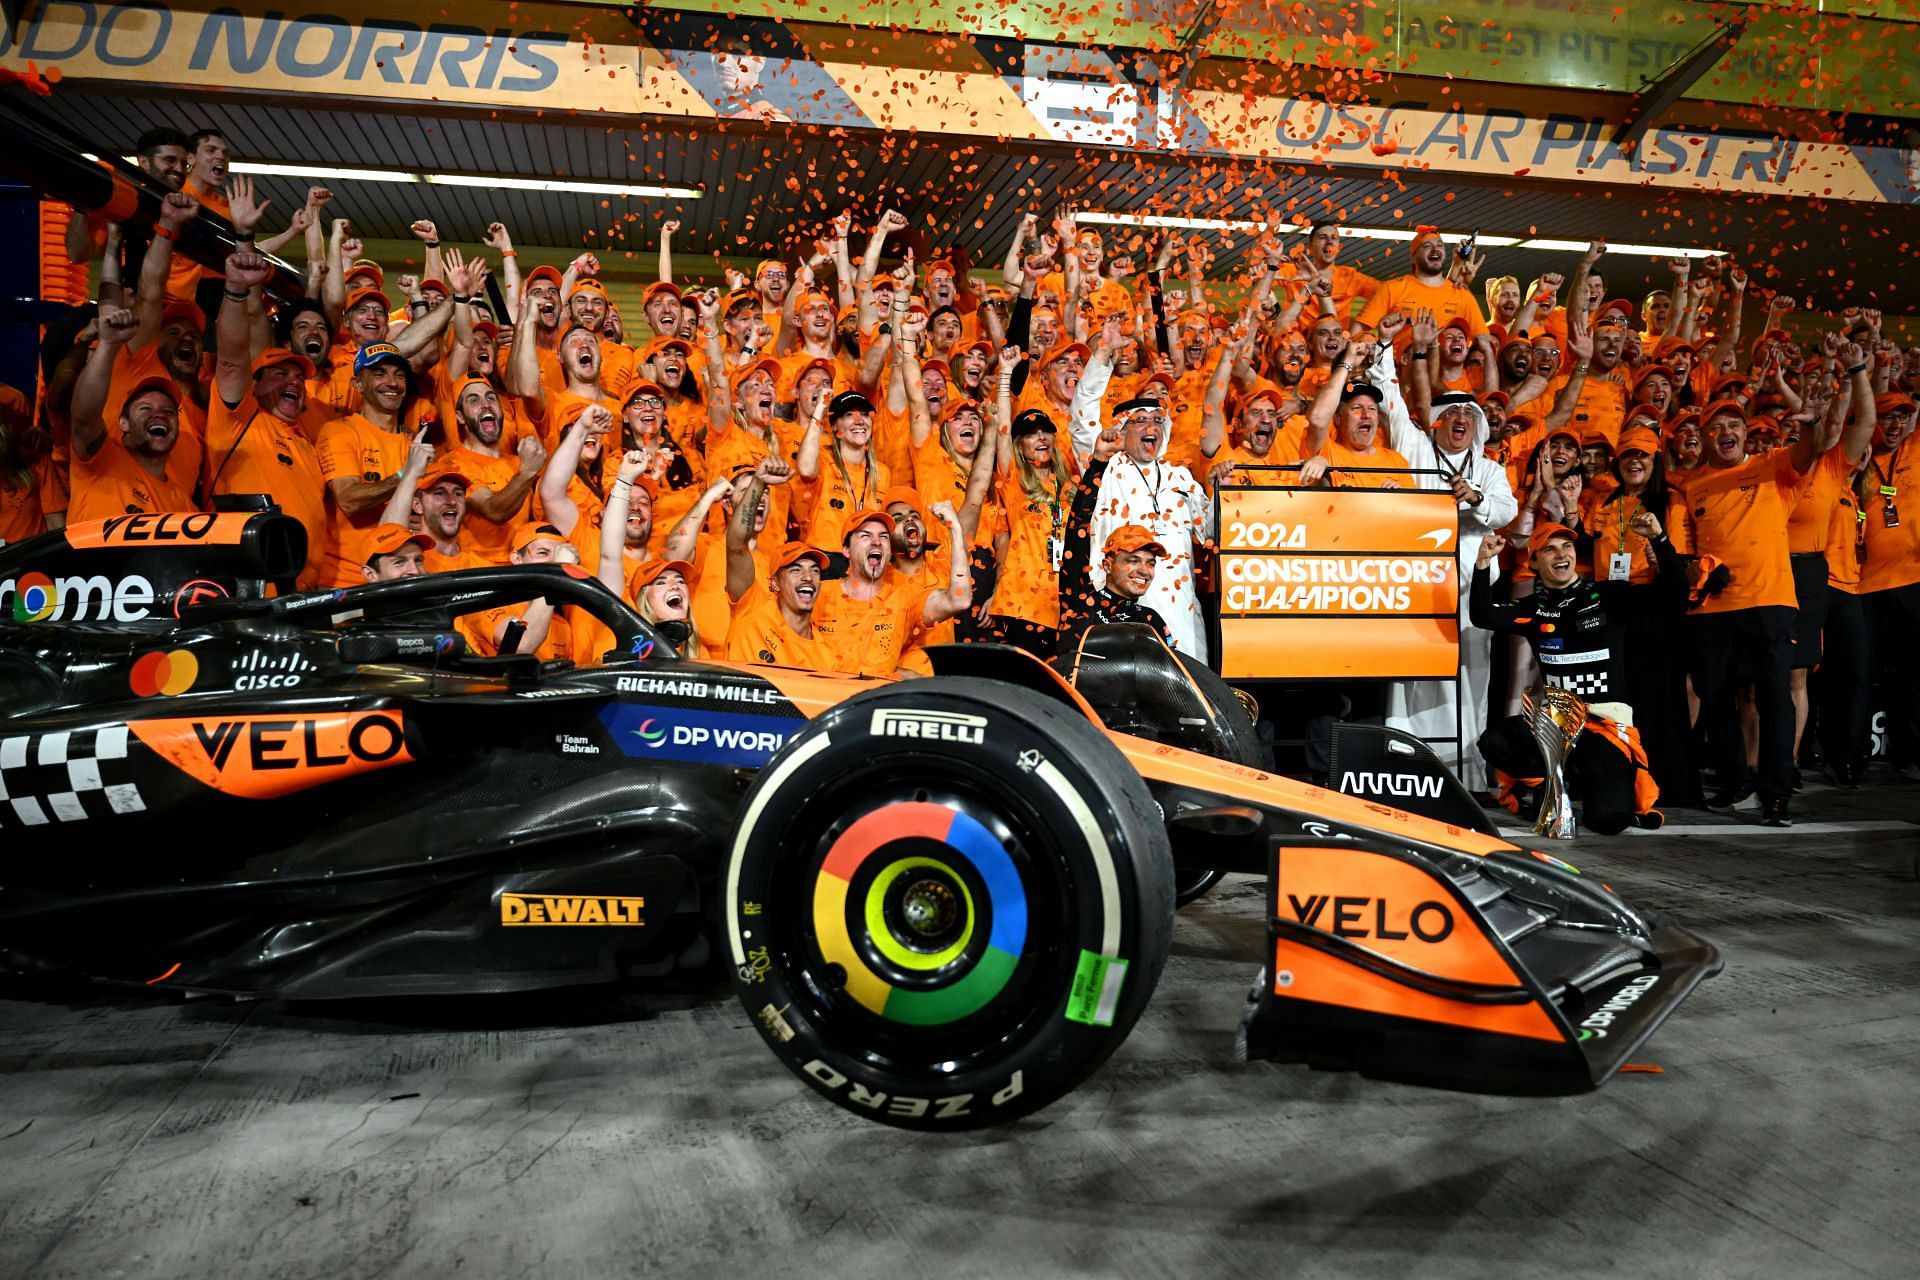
[1523,684,1588,839]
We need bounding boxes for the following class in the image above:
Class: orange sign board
[1215,484,1460,680]
[131,711,412,799]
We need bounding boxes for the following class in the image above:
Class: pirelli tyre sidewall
[727,677,1175,1132]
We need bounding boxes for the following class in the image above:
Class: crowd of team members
[4,125,1918,824]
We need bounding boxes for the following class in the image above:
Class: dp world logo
[12,572,55,622]
[631,718,668,747]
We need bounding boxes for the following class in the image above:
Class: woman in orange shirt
[1592,426,1698,806]
[991,349,1074,655]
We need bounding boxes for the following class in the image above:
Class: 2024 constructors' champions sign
[1213,477,1460,681]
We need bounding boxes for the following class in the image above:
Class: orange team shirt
[165,177,229,301]
[912,435,1004,548]
[796,451,889,549]
[108,345,206,497]
[206,394,328,588]
[703,421,798,543]
[599,341,638,403]
[811,578,933,677]
[883,543,956,661]
[0,475,44,546]
[1212,433,1306,488]
[69,437,193,524]
[727,594,830,668]
[316,414,414,588]
[442,444,526,563]
[423,545,494,574]
[1859,439,1919,594]
[994,472,1067,628]
[1589,490,1692,586]
[1825,478,1862,594]
[1279,263,1382,322]
[1356,278,1486,349]
[1567,373,1630,448]
[866,397,914,484]
[1786,448,1854,557]
[692,537,771,659]
[1319,440,1413,488]
[1680,449,1810,613]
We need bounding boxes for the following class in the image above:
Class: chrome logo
[631,718,667,747]
[12,572,55,622]
[129,649,200,698]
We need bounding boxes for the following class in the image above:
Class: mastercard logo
[130,649,200,698]
[12,572,56,622]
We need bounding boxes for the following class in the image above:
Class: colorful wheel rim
[813,800,1028,1027]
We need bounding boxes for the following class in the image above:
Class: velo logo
[131,711,412,799]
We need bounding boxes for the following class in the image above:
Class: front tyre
[727,677,1174,1131]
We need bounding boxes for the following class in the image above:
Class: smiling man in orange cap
[811,502,972,676]
[66,307,194,524]
[1356,226,1487,351]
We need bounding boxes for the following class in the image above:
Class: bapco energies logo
[130,649,200,697]
[631,717,668,747]
[12,572,55,622]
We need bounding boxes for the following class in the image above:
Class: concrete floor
[3,774,1916,1280]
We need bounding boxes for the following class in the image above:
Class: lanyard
[830,442,873,508]
[1868,438,1905,498]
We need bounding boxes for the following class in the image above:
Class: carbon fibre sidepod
[1236,835,1722,1095]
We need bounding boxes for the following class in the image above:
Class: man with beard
[1077,396,1212,659]
[211,249,328,587]
[165,127,231,308]
[813,502,972,676]
[66,126,187,281]
[776,276,843,397]
[1298,313,1351,405]
[440,377,547,562]
[1018,338,1089,432]
[641,280,683,344]
[1370,323,1520,789]
[317,342,422,587]
[1301,338,1413,489]
[878,486,978,659]
[516,302,612,445]
[381,455,490,573]
[1859,393,1920,780]
[1470,523,1676,834]
[1357,227,1487,353]
[1685,392,1842,824]
[565,278,635,399]
[1058,424,1174,649]
[66,308,193,523]
[120,190,214,492]
[1565,303,1633,447]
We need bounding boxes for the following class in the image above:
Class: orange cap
[1616,427,1660,457]
[1701,398,1748,425]
[524,265,563,290]
[642,280,682,305]
[416,464,471,493]
[251,347,315,378]
[510,522,568,555]
[627,557,692,594]
[361,523,433,562]
[1104,525,1167,557]
[1528,522,1577,555]
[730,356,782,393]
[841,505,895,544]
[344,285,391,315]
[770,541,829,580]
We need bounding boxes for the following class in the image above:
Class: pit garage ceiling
[52,83,1920,312]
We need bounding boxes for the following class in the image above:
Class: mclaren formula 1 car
[0,511,1721,1129]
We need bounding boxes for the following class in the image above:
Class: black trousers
[1867,583,1920,767]
[1687,606,1796,802]
[1814,589,1873,767]
[1621,582,1700,808]
[1480,714,1639,836]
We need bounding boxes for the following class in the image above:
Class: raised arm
[598,450,650,594]
[1543,322,1593,432]
[132,191,199,349]
[1836,339,1878,465]
[377,429,436,526]
[920,502,973,623]
[793,388,829,481]
[863,209,907,284]
[657,218,677,287]
[1512,271,1558,339]
[70,307,140,460]
[484,221,521,320]
[829,212,856,310]
[505,289,546,403]
[1198,319,1249,460]
[539,405,606,537]
[1069,317,1123,461]
[663,476,730,563]
[215,249,275,408]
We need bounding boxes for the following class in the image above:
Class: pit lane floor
[2,773,1915,1280]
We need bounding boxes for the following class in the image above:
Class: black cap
[1113,396,1163,417]
[828,391,875,418]
[1339,381,1384,406]
[1010,409,1056,438]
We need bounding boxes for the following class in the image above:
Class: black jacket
[1057,455,1172,649]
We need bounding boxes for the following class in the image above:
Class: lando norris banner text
[1214,479,1459,682]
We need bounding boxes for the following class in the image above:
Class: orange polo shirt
[1319,440,1413,489]
[1681,449,1810,613]
[811,577,931,677]
[316,413,413,587]
[207,394,328,588]
[69,437,193,524]
[1859,440,1918,594]
[727,595,830,669]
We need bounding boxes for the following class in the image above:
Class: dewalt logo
[499,893,645,927]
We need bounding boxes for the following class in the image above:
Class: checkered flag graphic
[0,726,148,828]
[1547,670,1610,697]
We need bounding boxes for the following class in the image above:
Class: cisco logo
[232,649,318,691]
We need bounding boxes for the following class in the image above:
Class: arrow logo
[1417,528,1453,547]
